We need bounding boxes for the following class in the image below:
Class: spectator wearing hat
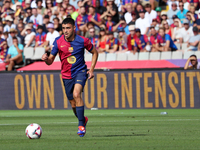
[7,28,21,47]
[27,20,36,33]
[21,25,36,48]
[95,0,106,15]
[170,15,178,28]
[24,0,31,12]
[172,18,182,42]
[4,16,16,32]
[35,25,46,49]
[149,26,159,52]
[76,6,88,34]
[179,19,194,44]
[127,25,137,53]
[187,26,200,51]
[97,27,108,53]
[118,28,128,53]
[11,1,21,11]
[177,1,188,23]
[5,37,24,71]
[88,28,99,49]
[135,28,150,52]
[14,2,22,17]
[145,3,157,24]
[128,11,137,26]
[105,31,119,53]
[135,9,150,35]
[44,23,59,52]
[167,2,179,25]
[53,0,63,14]
[155,6,162,24]
[30,8,43,29]
[161,11,170,24]
[124,4,133,24]
[184,54,200,69]
[156,27,178,51]
[36,0,46,16]
[87,6,102,28]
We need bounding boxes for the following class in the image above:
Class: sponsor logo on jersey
[67,55,76,64]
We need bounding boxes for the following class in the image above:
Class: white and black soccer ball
[25,123,42,139]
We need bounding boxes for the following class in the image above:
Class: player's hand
[87,70,94,79]
[41,53,48,61]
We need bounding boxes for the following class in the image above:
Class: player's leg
[69,99,77,118]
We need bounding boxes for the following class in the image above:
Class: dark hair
[88,6,95,9]
[13,37,18,40]
[36,0,42,4]
[37,25,43,30]
[26,7,32,12]
[62,18,75,26]
[190,54,197,58]
[5,1,10,3]
[87,21,94,27]
[53,17,60,22]
[145,3,151,8]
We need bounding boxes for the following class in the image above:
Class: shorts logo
[77,80,82,82]
[67,55,76,64]
[69,47,73,52]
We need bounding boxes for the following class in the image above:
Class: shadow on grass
[92,134,147,137]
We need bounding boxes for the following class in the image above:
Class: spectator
[167,2,179,25]
[45,23,60,52]
[97,27,107,53]
[58,7,67,24]
[45,0,55,14]
[128,11,137,26]
[35,25,46,48]
[155,6,162,24]
[5,37,24,71]
[135,28,150,52]
[118,28,128,53]
[31,0,46,8]
[135,3,144,19]
[184,54,200,69]
[177,2,188,23]
[124,4,133,24]
[95,0,106,15]
[105,31,119,53]
[23,7,32,24]
[104,0,119,23]
[187,26,200,51]
[167,0,179,10]
[156,27,178,51]
[42,15,50,33]
[145,3,157,24]
[88,28,98,48]
[87,6,102,28]
[0,40,8,62]
[104,14,115,32]
[36,0,46,16]
[186,11,195,26]
[135,9,150,35]
[4,15,16,32]
[24,0,31,12]
[121,0,138,13]
[3,32,9,42]
[161,11,169,24]
[172,18,182,42]
[113,18,129,34]
[189,5,198,20]
[67,5,78,21]
[162,20,174,39]
[179,19,194,43]
[53,0,63,14]
[2,1,13,13]
[151,19,159,31]
[150,26,159,52]
[0,31,5,48]
[182,0,189,11]
[21,25,36,48]
[53,17,62,35]
[17,23,25,45]
[7,28,21,47]
[85,22,99,38]
[76,6,88,34]
[27,20,36,33]
[30,8,43,29]
[127,25,137,53]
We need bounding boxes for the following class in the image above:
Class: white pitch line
[0,119,199,126]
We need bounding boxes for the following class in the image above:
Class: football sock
[76,106,85,126]
[72,107,78,118]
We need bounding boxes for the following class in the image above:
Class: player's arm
[164,40,170,51]
[88,47,98,79]
[42,53,56,65]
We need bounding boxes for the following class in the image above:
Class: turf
[0,109,200,150]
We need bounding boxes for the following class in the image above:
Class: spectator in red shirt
[35,25,46,49]
[127,25,137,53]
[150,26,159,52]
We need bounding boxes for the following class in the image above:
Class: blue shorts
[63,70,88,100]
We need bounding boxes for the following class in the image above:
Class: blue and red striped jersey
[106,38,119,49]
[135,35,149,50]
[75,14,88,31]
[89,35,99,48]
[35,32,46,46]
[87,13,101,23]
[105,21,116,31]
[51,35,93,79]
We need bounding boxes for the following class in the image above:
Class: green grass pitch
[0,109,200,150]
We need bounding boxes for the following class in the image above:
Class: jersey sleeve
[165,34,170,41]
[97,14,101,22]
[114,39,119,45]
[144,35,149,43]
[51,40,59,56]
[84,38,93,52]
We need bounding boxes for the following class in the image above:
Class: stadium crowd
[0,0,200,70]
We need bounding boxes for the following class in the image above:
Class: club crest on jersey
[68,47,73,52]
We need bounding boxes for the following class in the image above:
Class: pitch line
[0,118,199,126]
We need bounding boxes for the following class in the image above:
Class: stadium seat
[85,53,92,61]
[54,55,60,62]
[160,51,172,60]
[106,53,117,61]
[138,52,149,60]
[195,51,200,59]
[127,52,138,60]
[181,43,188,51]
[116,53,127,61]
[183,51,195,59]
[24,47,34,59]
[32,47,45,60]
[175,43,181,50]
[171,51,183,59]
[149,52,161,60]
[98,53,106,62]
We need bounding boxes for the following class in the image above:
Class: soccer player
[41,18,98,137]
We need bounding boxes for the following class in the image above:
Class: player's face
[62,23,75,39]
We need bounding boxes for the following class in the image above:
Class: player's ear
[74,25,76,31]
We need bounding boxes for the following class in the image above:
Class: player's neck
[65,33,76,42]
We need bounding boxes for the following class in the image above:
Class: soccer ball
[25,123,42,139]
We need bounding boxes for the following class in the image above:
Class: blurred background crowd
[0,0,200,70]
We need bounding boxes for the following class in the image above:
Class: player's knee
[73,91,81,100]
